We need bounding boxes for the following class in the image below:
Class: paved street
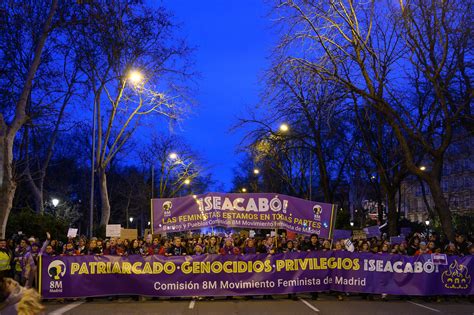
[44,294,473,315]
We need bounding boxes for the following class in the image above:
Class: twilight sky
[163,1,277,191]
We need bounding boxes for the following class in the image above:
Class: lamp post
[129,217,134,228]
[425,219,430,235]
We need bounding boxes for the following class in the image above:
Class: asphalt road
[44,294,473,315]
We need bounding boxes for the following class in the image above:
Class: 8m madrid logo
[47,260,66,292]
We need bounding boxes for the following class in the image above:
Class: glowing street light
[129,217,134,223]
[419,166,427,171]
[241,188,247,193]
[350,222,354,227]
[169,152,178,160]
[253,169,260,175]
[184,179,191,185]
[128,70,143,84]
[147,221,151,226]
[279,123,289,132]
[52,198,59,207]
[425,220,430,226]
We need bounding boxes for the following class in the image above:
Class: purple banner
[333,229,352,240]
[152,193,336,238]
[40,252,473,299]
[364,226,382,239]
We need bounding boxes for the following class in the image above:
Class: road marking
[49,301,85,315]
[407,301,441,313]
[189,300,195,309]
[299,298,320,312]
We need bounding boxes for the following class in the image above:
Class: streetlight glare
[184,179,191,185]
[419,166,427,171]
[129,217,134,223]
[241,188,247,193]
[128,70,143,84]
[350,222,354,227]
[253,169,260,175]
[425,220,430,226]
[52,198,59,207]
[169,152,178,160]
[279,123,289,132]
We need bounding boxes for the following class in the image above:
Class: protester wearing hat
[414,241,432,255]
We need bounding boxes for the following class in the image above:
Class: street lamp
[128,70,143,84]
[350,222,354,227]
[253,169,260,175]
[52,198,59,207]
[279,123,289,132]
[419,166,427,171]
[169,152,178,160]
[129,217,134,223]
[241,188,247,193]
[425,220,430,226]
[147,221,151,226]
[184,178,191,185]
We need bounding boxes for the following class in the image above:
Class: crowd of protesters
[0,229,472,308]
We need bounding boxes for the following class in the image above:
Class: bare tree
[140,135,201,199]
[274,0,472,240]
[0,0,58,238]
[70,1,192,226]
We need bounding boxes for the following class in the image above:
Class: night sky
[162,1,277,190]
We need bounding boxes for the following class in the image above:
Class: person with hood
[0,277,44,315]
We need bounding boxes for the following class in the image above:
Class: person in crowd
[243,238,257,255]
[0,239,13,278]
[13,239,29,286]
[445,242,458,256]
[128,239,142,256]
[285,240,298,253]
[455,234,468,255]
[87,239,102,255]
[194,244,204,256]
[322,240,331,251]
[407,236,420,255]
[0,277,44,315]
[414,241,432,255]
[306,234,321,300]
[220,238,238,255]
[166,237,187,256]
[62,241,76,256]
[24,233,49,289]
[76,238,87,255]
[306,234,320,252]
[205,236,220,255]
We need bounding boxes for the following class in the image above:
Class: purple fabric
[152,193,335,238]
[333,229,352,240]
[40,251,473,299]
[364,226,382,239]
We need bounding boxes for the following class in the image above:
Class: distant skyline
[163,1,277,191]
